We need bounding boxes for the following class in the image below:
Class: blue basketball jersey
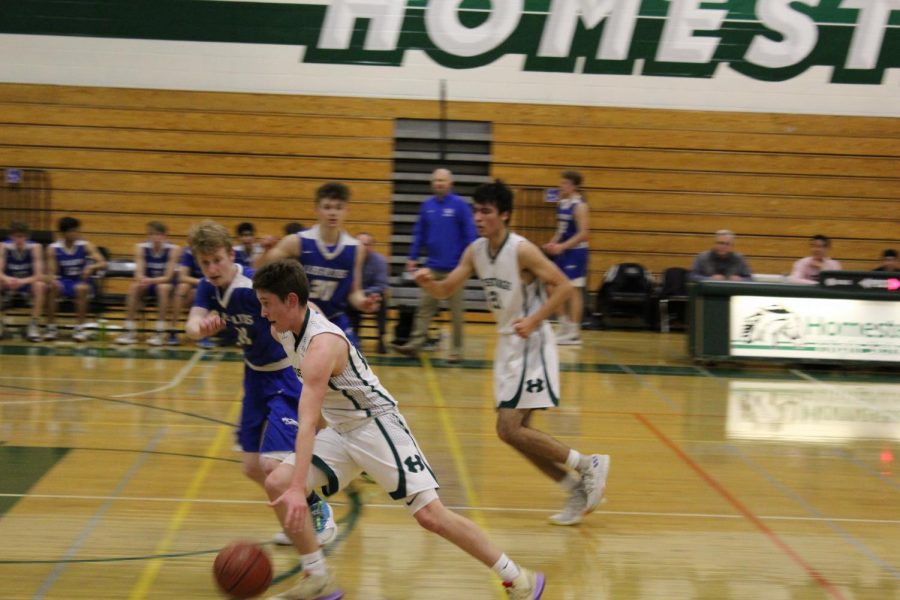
[234,243,262,268]
[51,240,88,279]
[234,247,250,268]
[194,264,289,369]
[297,226,358,320]
[179,247,204,278]
[140,242,175,278]
[555,195,588,249]
[2,241,38,278]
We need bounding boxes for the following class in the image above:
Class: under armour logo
[526,378,544,393]
[404,455,425,473]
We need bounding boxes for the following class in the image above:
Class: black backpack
[659,267,689,298]
[595,263,654,324]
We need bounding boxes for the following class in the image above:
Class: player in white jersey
[415,180,610,527]
[253,259,545,600]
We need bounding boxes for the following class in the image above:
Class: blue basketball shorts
[238,365,301,454]
[58,277,95,299]
[555,247,588,287]
[143,283,170,298]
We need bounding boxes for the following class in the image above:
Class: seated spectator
[45,216,107,342]
[789,234,841,284]
[0,221,46,341]
[115,221,180,346]
[234,222,263,268]
[347,232,390,354]
[689,230,752,282]
[283,222,304,235]
[874,249,898,272]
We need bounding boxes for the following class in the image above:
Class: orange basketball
[213,541,273,599]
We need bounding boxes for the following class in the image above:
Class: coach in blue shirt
[396,168,477,363]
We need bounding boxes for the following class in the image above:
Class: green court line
[0,484,363,572]
[1,344,896,383]
[51,447,242,464]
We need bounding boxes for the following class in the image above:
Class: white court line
[111,350,205,398]
[0,397,92,406]
[32,429,167,599]
[4,492,900,526]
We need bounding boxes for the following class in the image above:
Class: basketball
[213,541,273,599]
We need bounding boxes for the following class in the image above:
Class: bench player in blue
[542,170,590,345]
[116,221,180,346]
[0,221,46,341]
[259,182,379,346]
[183,221,336,548]
[234,221,264,268]
[45,216,107,342]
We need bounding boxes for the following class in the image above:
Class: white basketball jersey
[471,233,548,335]
[278,307,398,428]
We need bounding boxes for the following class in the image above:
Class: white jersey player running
[471,231,561,411]
[415,180,610,526]
[253,259,545,600]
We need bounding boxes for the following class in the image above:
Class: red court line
[634,412,848,600]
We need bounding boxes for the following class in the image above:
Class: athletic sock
[565,449,583,470]
[300,550,326,577]
[491,554,521,583]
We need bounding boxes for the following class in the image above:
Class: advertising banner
[729,295,900,362]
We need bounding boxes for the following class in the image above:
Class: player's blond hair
[188,220,232,256]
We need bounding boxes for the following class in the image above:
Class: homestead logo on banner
[729,296,900,362]
[740,304,802,345]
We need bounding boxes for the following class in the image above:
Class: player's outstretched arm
[185,306,225,340]
[257,234,300,266]
[348,243,379,313]
[414,245,475,300]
